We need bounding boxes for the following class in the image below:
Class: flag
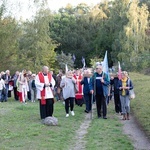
[102,51,109,75]
[81,56,86,68]
[118,61,122,80]
[65,64,68,73]
[72,54,76,63]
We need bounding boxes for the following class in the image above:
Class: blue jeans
[84,93,92,112]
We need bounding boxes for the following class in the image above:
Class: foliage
[0,16,20,72]
[18,9,57,72]
[0,0,149,73]
[56,51,74,71]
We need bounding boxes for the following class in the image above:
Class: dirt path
[71,104,96,150]
[119,114,150,150]
[71,103,150,150]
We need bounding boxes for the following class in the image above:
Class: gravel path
[71,104,96,150]
[120,114,150,150]
[71,103,150,150]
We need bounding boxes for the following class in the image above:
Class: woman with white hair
[17,70,28,104]
[60,71,77,117]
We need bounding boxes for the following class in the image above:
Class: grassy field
[1,72,149,150]
[129,72,150,138]
[85,103,133,150]
[0,98,134,150]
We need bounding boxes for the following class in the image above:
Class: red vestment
[73,74,83,99]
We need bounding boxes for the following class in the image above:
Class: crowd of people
[0,64,134,121]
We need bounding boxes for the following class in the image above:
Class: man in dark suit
[81,70,92,113]
[89,65,110,119]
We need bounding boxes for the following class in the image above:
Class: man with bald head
[35,66,55,121]
[89,64,110,119]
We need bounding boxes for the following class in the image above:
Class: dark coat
[80,77,90,94]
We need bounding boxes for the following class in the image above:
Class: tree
[56,51,74,71]
[18,9,57,72]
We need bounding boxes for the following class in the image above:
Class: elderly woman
[60,71,77,117]
[118,71,133,120]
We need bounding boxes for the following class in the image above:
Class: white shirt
[35,74,55,99]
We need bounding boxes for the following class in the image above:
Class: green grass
[85,102,133,150]
[0,98,134,150]
[129,72,150,137]
[0,101,85,150]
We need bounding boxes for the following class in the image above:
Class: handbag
[129,89,135,99]
[128,79,135,99]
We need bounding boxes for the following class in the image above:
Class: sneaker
[103,116,107,119]
[71,111,75,116]
[66,114,69,117]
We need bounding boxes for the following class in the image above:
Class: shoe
[98,115,101,119]
[103,116,107,119]
[84,110,89,113]
[71,111,75,116]
[66,114,69,117]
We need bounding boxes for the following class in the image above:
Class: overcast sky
[5,0,101,20]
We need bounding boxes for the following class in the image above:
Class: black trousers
[65,97,74,114]
[39,98,54,119]
[13,87,18,100]
[96,94,107,117]
[114,94,122,113]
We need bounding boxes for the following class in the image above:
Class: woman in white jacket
[17,70,29,104]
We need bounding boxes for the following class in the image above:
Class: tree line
[0,0,149,73]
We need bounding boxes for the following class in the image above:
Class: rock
[43,116,58,126]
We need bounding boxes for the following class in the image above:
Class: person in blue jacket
[89,64,110,119]
[80,69,92,113]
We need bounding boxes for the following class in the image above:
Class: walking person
[30,74,37,102]
[118,71,133,120]
[35,66,55,120]
[2,70,11,102]
[11,71,20,101]
[110,73,122,114]
[17,70,28,104]
[73,69,84,106]
[89,64,110,119]
[0,73,5,103]
[60,71,76,117]
[80,69,92,113]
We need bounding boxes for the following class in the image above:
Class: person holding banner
[35,66,55,120]
[89,64,110,119]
